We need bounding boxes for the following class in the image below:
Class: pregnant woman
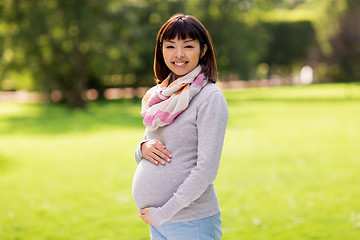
[132,14,228,240]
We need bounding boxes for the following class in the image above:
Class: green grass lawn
[0,83,360,240]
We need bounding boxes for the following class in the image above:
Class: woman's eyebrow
[164,39,195,44]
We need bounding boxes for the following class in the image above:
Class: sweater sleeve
[149,91,229,225]
[134,132,149,164]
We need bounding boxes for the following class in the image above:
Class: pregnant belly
[132,159,190,209]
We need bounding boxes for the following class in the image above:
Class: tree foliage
[330,6,360,82]
[2,0,118,107]
[260,21,319,76]
[0,0,357,108]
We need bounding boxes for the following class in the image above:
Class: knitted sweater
[132,83,228,226]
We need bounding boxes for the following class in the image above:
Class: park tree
[1,0,356,109]
[186,0,282,80]
[1,0,119,108]
[259,21,319,78]
[329,0,360,83]
[0,0,187,108]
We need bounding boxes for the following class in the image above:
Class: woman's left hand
[139,208,156,226]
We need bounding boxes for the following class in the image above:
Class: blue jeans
[149,212,222,240]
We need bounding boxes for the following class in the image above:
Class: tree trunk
[64,35,88,109]
[66,87,86,108]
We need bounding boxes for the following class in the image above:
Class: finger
[149,153,166,165]
[154,140,167,150]
[141,208,149,214]
[144,146,167,160]
[139,210,146,216]
[143,153,159,165]
[154,144,172,159]
[147,156,160,165]
[144,141,171,163]
[153,144,170,155]
[153,148,171,162]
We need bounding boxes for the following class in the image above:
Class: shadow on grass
[0,99,144,135]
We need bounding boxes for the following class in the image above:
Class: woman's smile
[162,37,207,78]
[173,61,188,67]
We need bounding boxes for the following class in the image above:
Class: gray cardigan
[132,83,229,226]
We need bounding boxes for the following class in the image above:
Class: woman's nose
[175,48,185,58]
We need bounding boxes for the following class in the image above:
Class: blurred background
[1,0,360,240]
[0,0,359,107]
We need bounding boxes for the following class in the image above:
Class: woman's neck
[169,74,176,84]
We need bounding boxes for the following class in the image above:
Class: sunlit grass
[0,83,360,239]
[220,83,360,239]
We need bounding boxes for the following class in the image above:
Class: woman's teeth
[174,62,186,66]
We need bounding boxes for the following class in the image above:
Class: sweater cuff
[149,197,183,226]
[134,140,148,164]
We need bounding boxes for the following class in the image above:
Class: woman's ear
[201,44,208,58]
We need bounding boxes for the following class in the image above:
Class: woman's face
[162,37,207,78]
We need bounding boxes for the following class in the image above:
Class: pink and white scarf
[141,65,208,130]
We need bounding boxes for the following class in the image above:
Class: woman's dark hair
[154,14,218,83]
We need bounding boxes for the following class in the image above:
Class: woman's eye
[165,46,175,49]
[185,45,194,48]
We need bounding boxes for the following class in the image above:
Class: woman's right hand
[141,140,172,165]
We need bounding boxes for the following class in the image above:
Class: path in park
[0,77,307,103]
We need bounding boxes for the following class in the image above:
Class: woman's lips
[173,61,188,67]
